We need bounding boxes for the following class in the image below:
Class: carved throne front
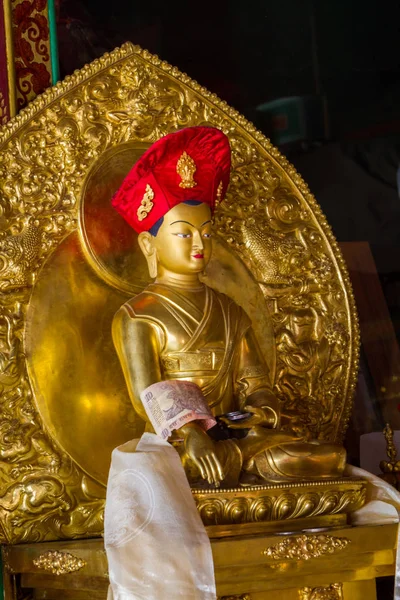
[0,44,386,600]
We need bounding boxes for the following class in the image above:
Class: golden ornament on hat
[176,151,197,188]
[137,184,155,221]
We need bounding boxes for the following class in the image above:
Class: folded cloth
[104,433,216,600]
[346,464,400,524]
[346,464,400,600]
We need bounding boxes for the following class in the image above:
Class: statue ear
[138,231,158,279]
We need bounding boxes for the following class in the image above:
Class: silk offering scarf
[104,433,216,600]
[346,464,400,600]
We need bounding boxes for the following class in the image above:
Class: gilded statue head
[138,201,213,278]
[111,126,231,279]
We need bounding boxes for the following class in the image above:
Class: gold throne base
[2,522,397,600]
[192,478,366,536]
[2,478,374,599]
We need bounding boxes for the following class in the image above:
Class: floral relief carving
[299,582,343,600]
[33,550,86,575]
[264,534,350,561]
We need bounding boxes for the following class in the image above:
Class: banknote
[140,380,216,440]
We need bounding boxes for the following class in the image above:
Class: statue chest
[160,302,227,377]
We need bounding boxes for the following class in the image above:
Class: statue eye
[203,232,212,238]
[175,233,192,238]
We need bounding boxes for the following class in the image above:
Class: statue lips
[192,253,204,259]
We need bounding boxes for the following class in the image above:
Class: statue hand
[182,423,224,487]
[220,405,277,429]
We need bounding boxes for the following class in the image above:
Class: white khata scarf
[104,433,216,600]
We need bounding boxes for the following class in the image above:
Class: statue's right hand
[181,423,225,487]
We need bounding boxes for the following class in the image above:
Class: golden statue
[111,126,346,488]
[2,42,391,600]
[0,42,364,547]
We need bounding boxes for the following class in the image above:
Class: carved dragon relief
[0,43,359,544]
[216,150,353,441]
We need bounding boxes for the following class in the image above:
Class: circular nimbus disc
[78,141,152,295]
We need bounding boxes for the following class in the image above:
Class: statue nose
[193,230,204,249]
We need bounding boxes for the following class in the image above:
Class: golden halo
[78,141,152,295]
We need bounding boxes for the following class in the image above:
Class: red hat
[111,126,231,233]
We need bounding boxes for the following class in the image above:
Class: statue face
[152,202,212,275]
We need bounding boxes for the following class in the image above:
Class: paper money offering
[140,380,217,440]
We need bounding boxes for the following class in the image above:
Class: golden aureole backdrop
[0,42,359,545]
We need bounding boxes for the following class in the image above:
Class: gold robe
[113,282,345,486]
[113,282,274,421]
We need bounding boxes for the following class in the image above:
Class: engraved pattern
[33,550,86,575]
[162,351,216,371]
[0,92,8,125]
[299,583,343,600]
[177,151,197,188]
[0,42,358,544]
[0,221,41,289]
[194,481,365,526]
[264,534,350,561]
[104,469,155,548]
[215,180,223,208]
[223,192,353,440]
[379,423,400,489]
[12,0,52,109]
[137,183,154,221]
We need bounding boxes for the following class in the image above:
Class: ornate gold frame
[0,42,359,545]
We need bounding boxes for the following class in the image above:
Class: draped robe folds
[113,282,346,486]
[113,282,274,486]
[118,282,274,418]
